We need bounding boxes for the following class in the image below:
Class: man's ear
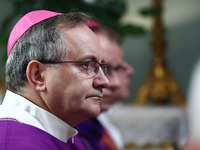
[26,60,46,92]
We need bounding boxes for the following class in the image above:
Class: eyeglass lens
[86,61,107,76]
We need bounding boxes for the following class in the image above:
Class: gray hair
[5,12,91,92]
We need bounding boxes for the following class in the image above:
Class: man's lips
[86,95,103,99]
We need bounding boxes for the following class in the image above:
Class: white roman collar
[1,90,78,143]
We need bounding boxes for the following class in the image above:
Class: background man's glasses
[39,60,108,77]
[107,62,127,76]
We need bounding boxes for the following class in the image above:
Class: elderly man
[68,22,134,150]
[0,10,109,149]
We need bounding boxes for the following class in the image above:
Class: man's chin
[100,104,111,112]
[85,104,101,117]
[90,109,101,118]
[119,90,130,100]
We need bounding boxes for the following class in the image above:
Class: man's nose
[107,71,121,88]
[125,61,134,76]
[93,67,110,88]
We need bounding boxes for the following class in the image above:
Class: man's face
[96,32,134,112]
[112,60,134,101]
[95,32,123,111]
[43,24,109,126]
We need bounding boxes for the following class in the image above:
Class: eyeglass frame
[106,63,125,76]
[38,60,108,76]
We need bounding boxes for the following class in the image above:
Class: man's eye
[83,62,90,68]
[115,65,123,71]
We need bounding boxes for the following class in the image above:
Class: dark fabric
[75,118,103,141]
[67,118,107,150]
[67,135,88,150]
[0,119,72,150]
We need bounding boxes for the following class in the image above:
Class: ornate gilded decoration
[134,0,185,105]
[125,140,175,150]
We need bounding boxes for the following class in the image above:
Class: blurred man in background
[68,21,134,150]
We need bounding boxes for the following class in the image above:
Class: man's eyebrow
[81,56,96,61]
[101,59,105,63]
[82,56,105,63]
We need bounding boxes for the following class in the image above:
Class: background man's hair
[90,26,121,43]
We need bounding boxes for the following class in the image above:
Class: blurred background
[0,0,200,149]
[0,0,200,103]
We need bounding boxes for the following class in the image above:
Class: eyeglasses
[107,64,124,76]
[39,60,108,77]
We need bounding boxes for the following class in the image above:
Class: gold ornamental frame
[134,0,185,106]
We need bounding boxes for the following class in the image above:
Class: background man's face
[96,32,134,112]
[96,32,122,111]
[112,61,134,101]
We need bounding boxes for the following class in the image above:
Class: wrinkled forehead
[61,24,103,61]
[104,49,122,65]
[95,32,122,63]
